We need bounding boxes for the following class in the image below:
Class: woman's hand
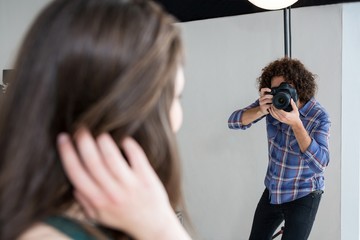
[57,128,191,240]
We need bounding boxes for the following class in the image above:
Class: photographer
[228,58,331,240]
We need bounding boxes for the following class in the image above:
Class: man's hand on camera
[259,88,273,115]
[268,99,302,127]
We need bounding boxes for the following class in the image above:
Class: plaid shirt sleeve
[302,112,331,174]
[228,100,265,130]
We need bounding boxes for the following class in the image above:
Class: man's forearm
[241,106,267,125]
[291,120,312,153]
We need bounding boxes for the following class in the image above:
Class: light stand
[283,7,292,58]
[248,0,297,58]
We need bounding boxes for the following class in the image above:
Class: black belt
[312,190,323,195]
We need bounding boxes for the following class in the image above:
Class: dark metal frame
[283,7,292,58]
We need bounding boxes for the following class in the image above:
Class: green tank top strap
[44,215,98,240]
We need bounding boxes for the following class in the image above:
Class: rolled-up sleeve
[228,100,264,130]
[302,114,331,174]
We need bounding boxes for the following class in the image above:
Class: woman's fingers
[121,137,160,183]
[96,134,134,185]
[58,129,156,205]
[57,133,103,200]
[75,129,121,202]
[57,130,184,239]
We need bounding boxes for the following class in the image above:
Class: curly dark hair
[257,57,317,103]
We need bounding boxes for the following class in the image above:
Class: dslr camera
[269,82,298,112]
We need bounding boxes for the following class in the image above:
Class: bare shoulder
[18,223,70,240]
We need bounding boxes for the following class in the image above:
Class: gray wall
[179,4,351,240]
[0,0,50,84]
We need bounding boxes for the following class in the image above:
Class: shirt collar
[299,97,316,117]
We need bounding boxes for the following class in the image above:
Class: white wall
[178,11,283,240]
[341,3,360,240]
[179,4,346,240]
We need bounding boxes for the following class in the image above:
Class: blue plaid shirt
[228,98,330,204]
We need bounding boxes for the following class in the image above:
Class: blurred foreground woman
[0,0,191,239]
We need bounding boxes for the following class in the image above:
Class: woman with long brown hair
[0,0,191,239]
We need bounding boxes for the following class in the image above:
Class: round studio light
[248,0,298,10]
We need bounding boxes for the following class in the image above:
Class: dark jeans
[249,188,322,240]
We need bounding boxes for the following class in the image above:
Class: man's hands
[258,88,302,127]
[259,88,273,115]
[237,88,273,126]
[57,128,191,240]
[259,88,311,153]
[268,99,302,127]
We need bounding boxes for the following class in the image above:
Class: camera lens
[273,92,290,110]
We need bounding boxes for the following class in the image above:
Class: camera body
[269,82,298,112]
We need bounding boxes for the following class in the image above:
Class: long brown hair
[0,0,184,239]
